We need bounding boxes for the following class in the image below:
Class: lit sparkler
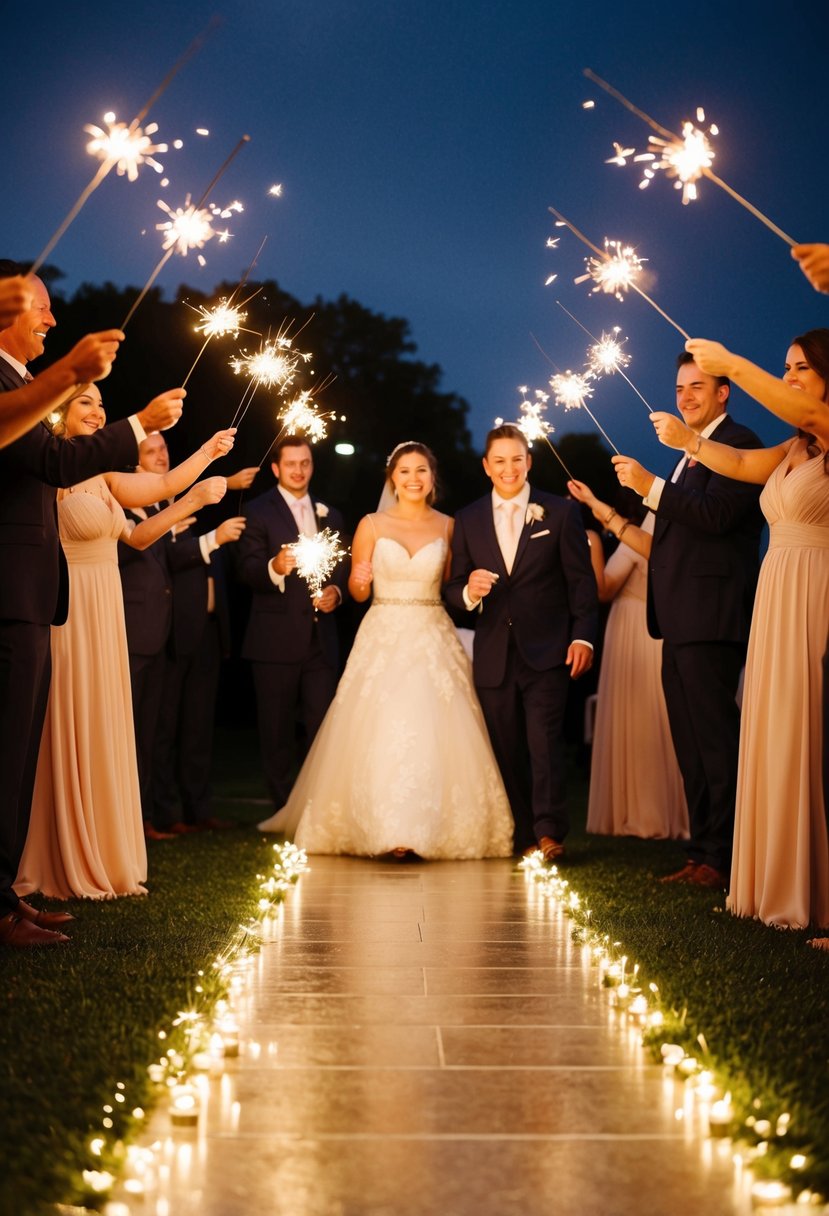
[121,135,250,329]
[278,390,336,444]
[512,388,575,480]
[556,302,654,415]
[550,369,619,454]
[229,328,313,431]
[179,237,268,389]
[584,68,798,246]
[28,19,218,276]
[290,529,348,601]
[547,205,690,340]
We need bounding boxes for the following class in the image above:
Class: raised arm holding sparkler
[567,478,652,562]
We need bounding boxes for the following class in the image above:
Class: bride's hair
[385,441,439,505]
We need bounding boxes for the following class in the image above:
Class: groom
[446,424,598,859]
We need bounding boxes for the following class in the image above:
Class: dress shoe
[169,821,201,835]
[199,816,236,831]
[16,898,74,928]
[658,860,699,884]
[686,863,728,890]
[143,821,176,841]
[538,836,566,863]
[0,912,69,947]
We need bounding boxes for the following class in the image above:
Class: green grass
[564,767,829,1195]
[0,727,270,1216]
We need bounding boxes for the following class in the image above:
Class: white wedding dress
[258,536,514,858]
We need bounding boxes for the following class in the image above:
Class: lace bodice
[371,535,446,600]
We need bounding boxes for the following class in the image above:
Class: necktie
[500,501,521,573]
[292,498,315,537]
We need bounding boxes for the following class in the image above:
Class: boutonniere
[525,503,546,525]
[315,502,329,519]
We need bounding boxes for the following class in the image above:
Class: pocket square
[530,529,550,539]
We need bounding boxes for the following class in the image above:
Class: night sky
[4,0,828,475]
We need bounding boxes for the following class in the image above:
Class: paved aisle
[118,857,751,1215]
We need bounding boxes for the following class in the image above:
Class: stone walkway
[111,856,757,1215]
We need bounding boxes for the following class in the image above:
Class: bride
[258,441,514,859]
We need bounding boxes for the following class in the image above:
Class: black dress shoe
[0,912,69,947]
[16,898,74,928]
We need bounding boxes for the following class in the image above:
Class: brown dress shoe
[686,864,729,890]
[16,898,74,928]
[144,821,176,841]
[538,836,566,862]
[0,912,69,947]
[658,861,699,884]
[168,821,201,835]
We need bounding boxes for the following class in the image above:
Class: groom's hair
[484,423,529,456]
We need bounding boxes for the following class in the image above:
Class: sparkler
[228,325,313,432]
[584,68,798,247]
[121,135,250,329]
[278,390,338,444]
[550,370,619,454]
[556,301,654,414]
[548,205,690,340]
[289,529,348,601]
[179,236,268,389]
[509,388,576,480]
[28,19,219,277]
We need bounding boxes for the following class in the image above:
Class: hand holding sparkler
[649,412,695,452]
[611,454,655,498]
[271,545,298,578]
[792,243,829,293]
[199,428,237,462]
[684,338,738,378]
[215,517,247,545]
[225,467,259,491]
[60,330,125,384]
[0,276,33,329]
[181,476,228,512]
[136,387,186,433]
[288,529,348,604]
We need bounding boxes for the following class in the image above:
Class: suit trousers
[252,638,338,809]
[661,640,744,873]
[153,618,222,826]
[128,649,167,827]
[476,638,571,851]
[0,621,51,913]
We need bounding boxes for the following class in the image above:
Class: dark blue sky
[4,0,827,472]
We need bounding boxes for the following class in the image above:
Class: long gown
[728,453,829,928]
[16,477,148,899]
[587,516,688,839]
[258,536,514,858]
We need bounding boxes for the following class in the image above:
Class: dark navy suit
[647,414,764,874]
[237,487,347,809]
[446,488,598,850]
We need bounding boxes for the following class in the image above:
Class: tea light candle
[170,1082,201,1127]
[215,1013,240,1057]
[749,1179,792,1208]
[708,1097,733,1137]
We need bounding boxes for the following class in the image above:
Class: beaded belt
[373,596,443,606]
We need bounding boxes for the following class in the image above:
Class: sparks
[278,391,335,443]
[85,115,168,181]
[605,141,635,167]
[586,329,631,376]
[268,184,283,197]
[156,197,216,256]
[550,371,594,411]
[231,334,311,392]
[640,118,716,204]
[290,529,348,600]
[515,389,554,443]
[191,300,246,338]
[576,238,645,301]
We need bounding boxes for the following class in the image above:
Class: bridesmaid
[649,330,829,930]
[16,386,234,900]
[568,481,688,840]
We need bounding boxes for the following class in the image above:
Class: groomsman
[613,353,764,889]
[237,437,347,810]
[446,424,598,859]
[0,262,180,946]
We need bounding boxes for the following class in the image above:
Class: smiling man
[446,423,598,860]
[611,353,765,891]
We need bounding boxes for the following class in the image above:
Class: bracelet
[604,508,617,526]
[687,434,703,457]
[616,520,630,541]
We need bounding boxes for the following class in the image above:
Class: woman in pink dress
[16,386,234,900]
[651,330,829,930]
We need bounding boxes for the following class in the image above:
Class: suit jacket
[0,359,139,626]
[446,488,598,688]
[166,532,231,658]
[647,415,764,645]
[237,487,347,666]
[118,509,174,657]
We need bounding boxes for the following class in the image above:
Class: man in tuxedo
[445,424,598,859]
[136,432,251,833]
[613,353,764,889]
[237,436,347,810]
[0,264,182,946]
